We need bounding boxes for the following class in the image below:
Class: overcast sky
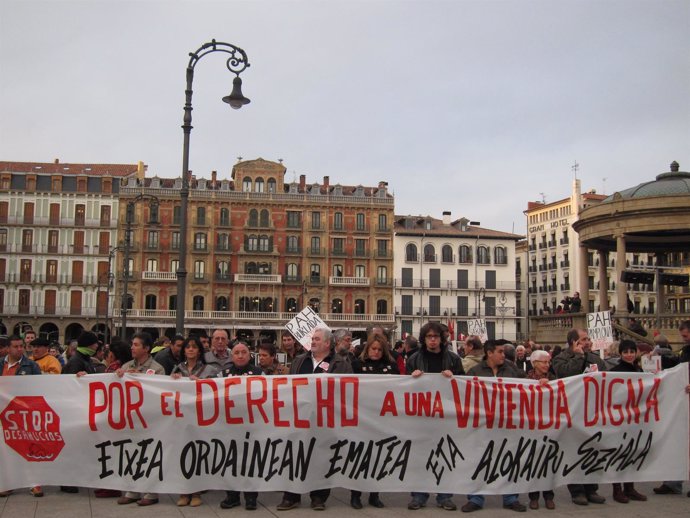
[1,0,688,233]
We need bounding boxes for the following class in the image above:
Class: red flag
[447,319,455,341]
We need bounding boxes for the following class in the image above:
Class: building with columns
[114,158,395,343]
[0,160,143,342]
[393,212,522,341]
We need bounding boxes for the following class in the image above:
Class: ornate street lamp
[176,39,251,335]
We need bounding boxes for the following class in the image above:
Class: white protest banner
[467,319,488,343]
[1,366,688,494]
[586,311,613,351]
[641,354,662,374]
[285,306,329,350]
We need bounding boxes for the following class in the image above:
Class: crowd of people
[1,319,689,511]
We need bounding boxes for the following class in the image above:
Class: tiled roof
[0,161,141,177]
[394,215,523,240]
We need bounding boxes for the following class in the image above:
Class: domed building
[573,161,690,337]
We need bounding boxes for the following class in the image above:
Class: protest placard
[467,319,488,343]
[285,306,329,350]
[586,311,613,351]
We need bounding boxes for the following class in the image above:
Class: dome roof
[603,161,690,202]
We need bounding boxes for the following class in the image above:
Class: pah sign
[467,319,488,343]
[586,311,613,352]
[285,306,330,350]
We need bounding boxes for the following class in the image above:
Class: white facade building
[393,212,522,341]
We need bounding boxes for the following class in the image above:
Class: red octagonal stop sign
[0,396,65,462]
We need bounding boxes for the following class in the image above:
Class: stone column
[598,250,609,311]
[615,234,627,322]
[578,244,589,306]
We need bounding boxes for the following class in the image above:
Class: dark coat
[552,348,606,378]
[406,345,464,375]
[154,347,183,375]
[1,355,41,376]
[62,351,97,375]
[468,359,524,378]
[290,351,353,374]
[357,358,399,375]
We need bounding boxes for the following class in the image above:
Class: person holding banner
[464,340,528,513]
[406,322,463,511]
[552,329,606,506]
[349,333,399,509]
[279,332,303,369]
[218,341,263,510]
[608,340,647,503]
[277,327,353,511]
[205,329,233,371]
[257,341,289,376]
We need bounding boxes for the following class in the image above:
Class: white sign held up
[285,306,329,351]
[586,310,613,351]
[467,319,488,343]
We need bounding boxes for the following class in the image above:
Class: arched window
[216,233,229,250]
[355,265,365,277]
[354,299,365,314]
[194,232,207,251]
[406,243,418,262]
[331,298,343,314]
[146,259,158,272]
[194,260,205,279]
[192,295,204,311]
[459,245,472,264]
[248,209,258,227]
[258,262,271,274]
[168,295,176,310]
[216,296,228,311]
[255,177,264,193]
[259,209,270,227]
[144,294,157,310]
[285,298,298,313]
[287,236,299,253]
[258,235,270,251]
[286,263,298,280]
[376,299,388,315]
[246,235,258,251]
[332,264,343,277]
[260,297,274,312]
[219,208,230,226]
[477,246,490,264]
[494,246,507,265]
[267,178,276,193]
[442,245,453,263]
[424,244,436,262]
[377,265,388,284]
[333,212,343,230]
[242,177,252,192]
[245,262,258,274]
[216,261,229,279]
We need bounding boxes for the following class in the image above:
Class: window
[171,232,180,250]
[376,299,387,315]
[311,212,321,230]
[169,295,177,310]
[146,259,158,271]
[74,204,85,226]
[287,211,301,228]
[147,231,159,249]
[171,259,179,273]
[285,298,298,313]
[216,233,229,250]
[48,230,59,253]
[423,244,436,262]
[457,269,469,289]
[477,245,490,264]
[193,295,204,311]
[255,177,264,192]
[355,239,366,257]
[311,236,320,253]
[196,207,206,225]
[429,268,440,288]
[242,177,252,192]
[494,246,507,265]
[377,265,387,283]
[145,294,157,310]
[442,245,453,263]
[216,296,229,311]
[22,229,33,252]
[20,259,32,282]
[377,240,387,257]
[355,265,365,277]
[247,235,258,251]
[354,299,365,314]
[485,270,496,290]
[258,235,270,251]
[401,295,413,315]
[219,208,230,226]
[0,229,6,252]
[406,243,418,262]
[259,209,270,227]
[333,212,343,230]
[194,232,207,251]
[149,204,159,224]
[333,238,345,254]
[429,296,440,316]
[457,296,469,316]
[287,236,299,253]
[173,206,182,225]
[216,261,230,279]
[267,178,276,193]
[332,264,343,277]
[194,260,205,280]
[378,214,387,231]
[248,209,258,226]
[100,205,111,226]
[356,213,365,231]
[331,298,343,314]
[286,263,299,281]
[245,262,258,274]
[459,245,472,264]
[310,264,320,280]
[46,260,58,283]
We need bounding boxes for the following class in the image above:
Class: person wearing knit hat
[30,337,61,374]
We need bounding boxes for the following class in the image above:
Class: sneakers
[277,499,300,511]
[408,499,426,510]
[503,501,527,512]
[438,499,458,511]
[586,493,606,504]
[461,501,482,512]
[654,484,681,495]
[30,486,43,497]
[310,498,326,511]
[571,494,588,506]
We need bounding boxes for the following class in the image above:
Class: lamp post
[122,194,159,340]
[176,39,251,335]
[104,246,124,343]
[477,287,486,318]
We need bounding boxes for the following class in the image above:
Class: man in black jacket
[406,322,463,511]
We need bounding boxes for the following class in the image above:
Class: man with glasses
[406,322,464,511]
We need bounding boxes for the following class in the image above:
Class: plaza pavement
[1,482,688,518]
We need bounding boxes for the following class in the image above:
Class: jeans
[410,492,453,504]
[467,494,518,508]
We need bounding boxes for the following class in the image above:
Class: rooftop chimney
[323,176,329,190]
[378,181,388,189]
[211,170,217,187]
[54,158,59,164]
[299,174,306,192]
[442,211,451,225]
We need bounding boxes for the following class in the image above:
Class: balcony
[234,274,282,284]
[329,276,370,286]
[332,248,347,257]
[423,254,437,263]
[354,250,369,258]
[560,238,570,245]
[284,275,302,284]
[374,250,390,259]
[285,247,302,255]
[560,260,570,268]
[308,247,326,257]
[215,273,232,282]
[141,271,177,281]
[376,225,389,233]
